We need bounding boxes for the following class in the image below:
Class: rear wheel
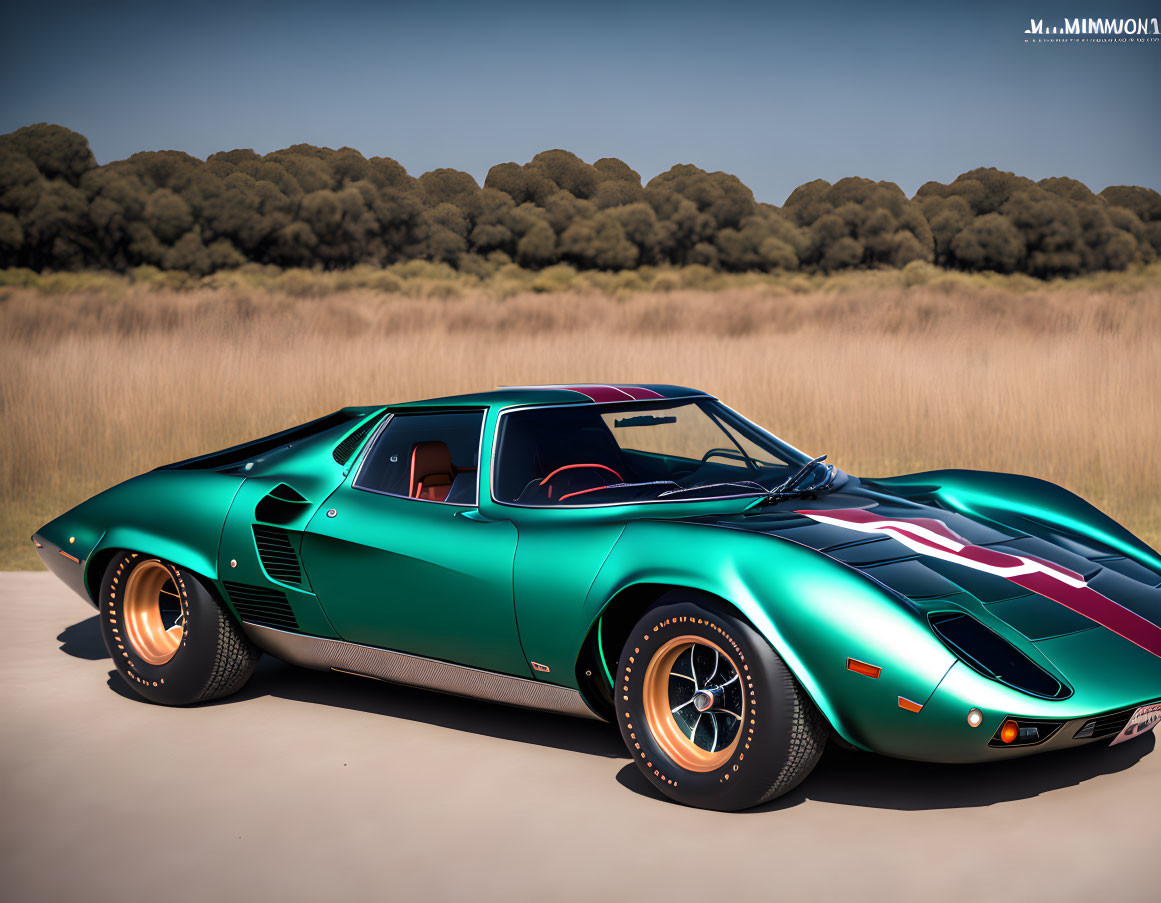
[616,591,826,810]
[100,552,259,705]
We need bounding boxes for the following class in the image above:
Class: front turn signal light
[988,716,1063,748]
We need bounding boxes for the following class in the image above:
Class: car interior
[496,408,639,504]
[493,402,800,506]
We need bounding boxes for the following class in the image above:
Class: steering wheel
[539,463,623,488]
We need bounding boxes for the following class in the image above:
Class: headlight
[929,612,1072,699]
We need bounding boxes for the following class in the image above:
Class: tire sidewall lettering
[99,552,224,704]
[622,613,758,787]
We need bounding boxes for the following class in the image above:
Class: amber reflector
[898,696,923,713]
[846,658,882,679]
[999,719,1019,744]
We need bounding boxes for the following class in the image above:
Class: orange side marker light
[999,719,1019,744]
[846,658,882,679]
[898,696,923,713]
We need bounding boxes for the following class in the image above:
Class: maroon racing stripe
[1010,571,1161,659]
[798,507,1161,660]
[618,386,665,400]
[565,385,635,402]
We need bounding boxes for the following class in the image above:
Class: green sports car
[34,384,1161,810]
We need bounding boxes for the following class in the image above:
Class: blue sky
[1,0,1157,203]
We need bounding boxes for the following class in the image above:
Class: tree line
[2,123,1159,277]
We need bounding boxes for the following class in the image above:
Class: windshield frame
[488,396,821,510]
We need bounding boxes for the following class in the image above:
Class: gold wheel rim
[122,560,184,666]
[642,635,744,773]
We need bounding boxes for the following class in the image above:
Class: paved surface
[2,572,1158,902]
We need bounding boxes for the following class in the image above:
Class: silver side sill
[242,622,603,721]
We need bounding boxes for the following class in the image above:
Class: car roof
[388,384,712,410]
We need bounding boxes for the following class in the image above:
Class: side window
[354,411,483,504]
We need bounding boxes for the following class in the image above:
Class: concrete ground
[2,571,1157,902]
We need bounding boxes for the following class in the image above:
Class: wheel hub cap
[641,636,745,772]
[121,559,184,666]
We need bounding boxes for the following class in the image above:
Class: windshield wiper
[659,480,767,498]
[747,454,832,510]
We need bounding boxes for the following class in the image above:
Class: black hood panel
[690,481,1161,648]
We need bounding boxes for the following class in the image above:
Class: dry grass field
[2,264,1159,569]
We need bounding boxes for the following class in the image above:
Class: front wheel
[616,591,826,810]
[99,552,260,705]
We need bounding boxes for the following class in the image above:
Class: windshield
[493,399,831,506]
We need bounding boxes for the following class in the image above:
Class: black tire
[99,551,260,705]
[616,591,826,811]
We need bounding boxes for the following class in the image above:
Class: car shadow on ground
[62,614,1156,809]
[61,615,625,759]
[616,730,1156,812]
[57,614,110,660]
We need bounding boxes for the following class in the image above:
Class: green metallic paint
[290,403,529,674]
[33,390,1161,766]
[209,408,388,633]
[301,490,526,675]
[877,469,1161,573]
[44,470,247,602]
[582,518,958,750]
[218,478,339,638]
[505,507,629,684]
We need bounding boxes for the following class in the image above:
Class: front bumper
[854,658,1161,762]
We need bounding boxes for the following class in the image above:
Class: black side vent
[223,581,299,631]
[254,483,311,524]
[252,525,303,586]
[333,419,376,465]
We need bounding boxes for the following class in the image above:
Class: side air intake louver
[223,581,299,631]
[333,419,376,465]
[252,525,303,586]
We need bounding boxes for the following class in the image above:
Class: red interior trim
[408,446,420,498]
[559,485,613,502]
[539,463,623,486]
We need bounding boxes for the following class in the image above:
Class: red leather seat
[409,441,455,501]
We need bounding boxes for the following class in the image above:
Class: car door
[300,409,528,676]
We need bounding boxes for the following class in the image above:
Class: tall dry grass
[2,271,1159,569]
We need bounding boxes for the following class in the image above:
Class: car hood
[688,478,1161,670]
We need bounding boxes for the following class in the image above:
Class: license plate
[1110,702,1161,746]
